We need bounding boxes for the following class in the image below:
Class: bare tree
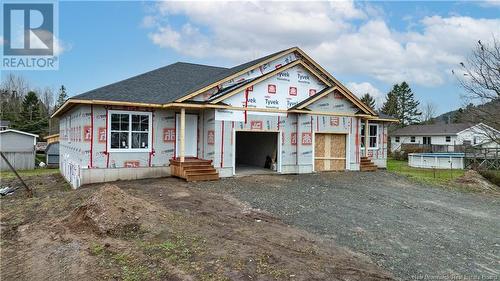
[40,87,55,114]
[1,73,30,121]
[421,102,437,124]
[455,36,500,144]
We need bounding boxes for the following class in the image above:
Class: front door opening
[175,113,198,158]
[235,131,279,175]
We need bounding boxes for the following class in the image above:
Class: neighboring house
[390,123,500,152]
[0,129,38,171]
[52,47,397,188]
[0,120,11,131]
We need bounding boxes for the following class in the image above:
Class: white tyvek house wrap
[209,113,362,176]
[365,122,388,168]
[305,92,359,114]
[190,52,300,103]
[86,106,175,169]
[60,105,178,188]
[60,106,87,188]
[221,65,326,113]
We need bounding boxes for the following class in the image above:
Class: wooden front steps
[169,158,219,182]
[360,156,377,172]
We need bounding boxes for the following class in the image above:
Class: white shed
[0,129,39,171]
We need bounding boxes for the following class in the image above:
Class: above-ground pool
[408,153,465,169]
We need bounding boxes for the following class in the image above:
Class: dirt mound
[65,184,167,236]
[455,170,498,192]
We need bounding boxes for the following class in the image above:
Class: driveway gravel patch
[193,171,500,280]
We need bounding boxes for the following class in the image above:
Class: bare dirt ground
[194,172,500,281]
[0,173,393,281]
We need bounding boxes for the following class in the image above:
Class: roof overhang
[0,129,39,138]
[44,133,60,139]
[51,99,164,118]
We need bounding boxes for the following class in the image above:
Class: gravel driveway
[193,171,500,280]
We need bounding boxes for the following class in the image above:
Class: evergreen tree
[397,82,421,126]
[56,85,67,108]
[360,93,376,110]
[15,91,48,135]
[381,84,399,117]
[381,82,421,126]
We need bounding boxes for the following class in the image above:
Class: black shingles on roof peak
[71,47,295,105]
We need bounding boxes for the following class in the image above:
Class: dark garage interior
[235,131,278,174]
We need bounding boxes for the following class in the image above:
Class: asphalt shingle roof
[72,62,228,104]
[72,48,293,104]
[391,123,474,136]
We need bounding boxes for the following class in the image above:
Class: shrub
[391,151,407,161]
[478,170,500,187]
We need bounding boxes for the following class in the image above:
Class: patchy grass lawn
[387,158,465,186]
[0,168,59,180]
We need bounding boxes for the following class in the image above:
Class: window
[410,136,416,142]
[395,136,400,143]
[473,136,478,145]
[445,136,451,142]
[361,124,378,149]
[108,110,152,152]
[423,136,431,145]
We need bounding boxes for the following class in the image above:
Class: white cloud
[346,81,384,107]
[53,37,70,56]
[147,1,358,60]
[149,23,210,57]
[141,15,157,28]
[144,1,500,87]
[479,0,500,7]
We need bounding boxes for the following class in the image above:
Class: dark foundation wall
[236,132,277,167]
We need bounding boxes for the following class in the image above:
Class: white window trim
[445,136,451,142]
[360,124,379,150]
[107,110,152,153]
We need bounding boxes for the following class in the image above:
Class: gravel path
[193,171,500,280]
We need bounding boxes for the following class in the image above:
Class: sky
[2,0,500,115]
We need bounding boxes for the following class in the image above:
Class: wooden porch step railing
[169,158,219,182]
[360,156,377,172]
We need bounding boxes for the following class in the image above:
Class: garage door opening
[235,131,280,176]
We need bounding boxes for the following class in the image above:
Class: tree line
[0,73,67,137]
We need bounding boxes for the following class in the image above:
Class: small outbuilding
[0,129,38,171]
[45,142,60,168]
